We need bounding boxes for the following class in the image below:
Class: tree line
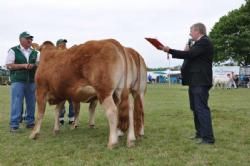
[209,0,250,66]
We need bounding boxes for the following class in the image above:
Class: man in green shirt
[6,31,39,132]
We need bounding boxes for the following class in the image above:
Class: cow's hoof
[89,125,95,129]
[139,130,144,137]
[53,130,60,135]
[107,143,118,150]
[127,140,135,148]
[29,133,39,140]
[70,125,78,130]
[117,130,125,137]
[136,135,144,140]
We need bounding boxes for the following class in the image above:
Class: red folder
[145,37,164,50]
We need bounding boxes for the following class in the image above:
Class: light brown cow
[30,39,147,148]
[41,41,146,137]
[36,41,101,129]
[71,46,147,138]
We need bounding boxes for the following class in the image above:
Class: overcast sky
[0,0,246,68]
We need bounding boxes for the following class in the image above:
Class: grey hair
[191,23,207,35]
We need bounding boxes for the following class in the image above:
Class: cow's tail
[117,45,129,133]
[117,89,129,132]
[117,47,145,137]
[133,92,144,137]
[133,53,144,137]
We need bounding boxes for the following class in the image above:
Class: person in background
[6,31,39,132]
[148,74,152,83]
[160,23,215,144]
[56,39,75,125]
[247,76,250,88]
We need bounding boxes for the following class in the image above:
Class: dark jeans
[59,100,74,119]
[188,86,215,143]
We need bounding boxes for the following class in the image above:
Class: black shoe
[26,124,35,129]
[60,120,64,125]
[68,120,74,125]
[196,139,215,145]
[10,127,19,133]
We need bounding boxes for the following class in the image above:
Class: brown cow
[71,46,147,138]
[42,41,147,138]
[35,41,99,130]
[30,39,146,149]
[37,41,101,130]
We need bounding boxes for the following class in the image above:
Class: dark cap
[19,31,33,39]
[56,39,67,46]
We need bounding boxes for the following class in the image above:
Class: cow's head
[39,41,56,52]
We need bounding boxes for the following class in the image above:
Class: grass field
[0,84,250,166]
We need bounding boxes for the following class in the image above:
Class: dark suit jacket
[169,35,213,86]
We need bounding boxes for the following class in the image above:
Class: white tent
[213,66,240,77]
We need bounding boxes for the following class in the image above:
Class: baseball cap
[19,31,33,39]
[56,39,67,46]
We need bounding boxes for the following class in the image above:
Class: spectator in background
[247,77,250,88]
[148,74,152,83]
[234,75,239,87]
[245,76,250,88]
[56,39,75,125]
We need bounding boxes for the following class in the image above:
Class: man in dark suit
[160,23,215,144]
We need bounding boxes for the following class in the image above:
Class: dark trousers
[188,86,215,142]
[59,99,74,119]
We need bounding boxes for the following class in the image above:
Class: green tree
[209,0,250,66]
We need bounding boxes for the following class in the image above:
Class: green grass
[0,84,250,165]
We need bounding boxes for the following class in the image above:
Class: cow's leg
[53,101,65,134]
[88,99,98,128]
[127,96,136,147]
[29,89,47,139]
[101,95,118,149]
[71,102,80,129]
